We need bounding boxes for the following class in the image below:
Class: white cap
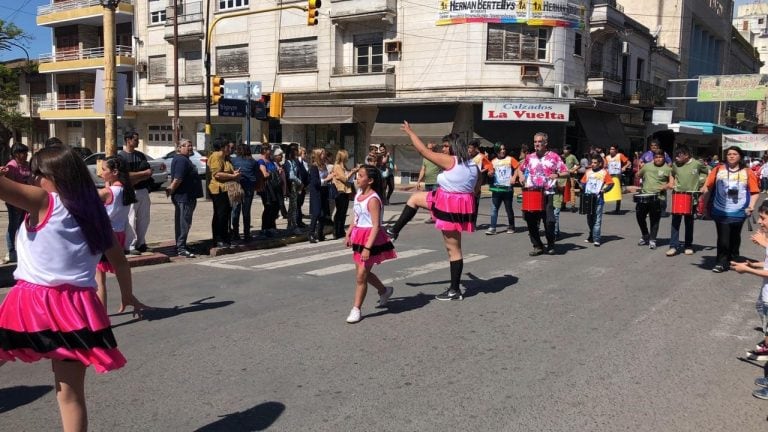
[273,148,284,156]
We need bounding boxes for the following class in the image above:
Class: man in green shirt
[417,140,442,223]
[635,150,672,249]
[562,144,580,210]
[666,144,709,256]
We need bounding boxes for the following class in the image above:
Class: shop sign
[722,134,768,151]
[437,0,586,28]
[697,74,768,102]
[482,102,569,121]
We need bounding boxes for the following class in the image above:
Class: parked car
[71,146,93,160]
[161,149,208,177]
[84,152,168,189]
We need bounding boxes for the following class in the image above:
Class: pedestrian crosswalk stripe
[379,254,487,285]
[304,248,436,276]
[251,249,351,269]
[204,240,332,265]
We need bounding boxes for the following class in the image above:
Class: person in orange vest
[604,145,630,214]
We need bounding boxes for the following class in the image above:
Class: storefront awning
[279,106,353,125]
[678,121,750,135]
[577,109,630,150]
[370,105,457,145]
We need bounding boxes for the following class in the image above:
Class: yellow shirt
[207,151,235,194]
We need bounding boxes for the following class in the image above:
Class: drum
[522,188,545,212]
[671,192,696,215]
[579,193,598,215]
[633,193,658,204]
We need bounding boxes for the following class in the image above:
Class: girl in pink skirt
[96,156,137,310]
[0,147,146,431]
[344,165,397,323]
[386,122,480,301]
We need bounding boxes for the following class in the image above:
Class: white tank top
[14,193,101,288]
[105,185,130,232]
[437,156,478,193]
[353,190,382,228]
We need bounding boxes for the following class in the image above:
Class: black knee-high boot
[449,259,463,292]
[391,205,418,234]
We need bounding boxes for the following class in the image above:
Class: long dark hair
[360,164,384,199]
[723,145,747,169]
[442,133,469,163]
[31,147,114,255]
[104,156,137,206]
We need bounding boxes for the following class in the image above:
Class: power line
[4,0,34,21]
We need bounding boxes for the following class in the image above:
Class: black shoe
[136,244,148,253]
[712,264,727,273]
[216,241,230,249]
[385,227,398,241]
[435,288,463,301]
[178,249,196,258]
[297,222,307,228]
[529,248,544,256]
[546,246,556,255]
[231,233,241,241]
[308,234,318,244]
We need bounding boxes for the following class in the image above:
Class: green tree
[0,20,32,162]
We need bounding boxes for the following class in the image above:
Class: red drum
[671,192,695,215]
[522,188,545,212]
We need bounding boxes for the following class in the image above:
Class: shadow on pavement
[366,292,433,320]
[597,235,625,245]
[694,255,718,271]
[463,272,517,298]
[193,401,286,431]
[0,385,53,414]
[111,296,234,328]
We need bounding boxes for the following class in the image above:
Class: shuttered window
[354,33,384,73]
[278,37,317,72]
[487,24,548,62]
[183,50,202,83]
[216,44,249,76]
[149,55,166,83]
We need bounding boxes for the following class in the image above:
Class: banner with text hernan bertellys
[436,0,586,27]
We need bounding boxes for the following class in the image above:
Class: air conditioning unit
[553,83,575,98]
[520,64,540,79]
[136,62,147,73]
[621,41,630,55]
[385,41,402,53]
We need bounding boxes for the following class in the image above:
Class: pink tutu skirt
[349,227,397,265]
[427,188,475,232]
[97,231,126,273]
[0,280,126,373]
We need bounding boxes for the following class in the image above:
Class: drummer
[512,132,569,256]
[604,145,630,214]
[666,144,709,257]
[634,150,672,250]
[580,153,615,246]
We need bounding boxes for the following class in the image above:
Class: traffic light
[269,92,284,118]
[307,0,321,26]
[252,95,268,120]
[211,75,225,104]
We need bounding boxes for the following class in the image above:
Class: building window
[353,33,384,73]
[760,18,765,24]
[216,45,248,76]
[148,56,166,84]
[183,50,203,83]
[148,125,174,146]
[218,0,248,11]
[278,37,317,72]
[487,24,548,62]
[574,32,582,56]
[149,0,166,24]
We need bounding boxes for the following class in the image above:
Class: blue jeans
[172,198,197,252]
[489,190,514,229]
[5,204,24,255]
[669,214,694,249]
[586,202,604,242]
[231,187,255,237]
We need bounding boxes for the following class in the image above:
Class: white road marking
[379,254,487,285]
[304,248,435,276]
[203,241,335,265]
[251,249,351,269]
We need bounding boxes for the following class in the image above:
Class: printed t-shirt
[639,163,672,199]
[605,153,628,176]
[519,151,567,194]
[704,165,759,220]
[671,158,708,192]
[490,156,519,191]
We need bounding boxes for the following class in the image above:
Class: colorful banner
[437,0,586,27]
[482,102,570,121]
[722,134,768,151]
[697,74,768,102]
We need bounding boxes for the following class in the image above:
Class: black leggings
[714,219,746,266]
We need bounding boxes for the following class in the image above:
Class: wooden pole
[103,1,118,157]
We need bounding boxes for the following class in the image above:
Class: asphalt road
[2,193,768,431]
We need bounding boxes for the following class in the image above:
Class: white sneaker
[346,307,361,324]
[649,240,657,250]
[665,248,677,257]
[485,228,496,235]
[378,286,394,307]
[684,248,694,255]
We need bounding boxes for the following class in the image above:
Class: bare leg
[353,263,370,308]
[366,270,386,294]
[52,359,88,432]
[441,230,463,261]
[95,270,107,310]
[406,191,430,210]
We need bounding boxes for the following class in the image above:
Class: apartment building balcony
[164,2,204,42]
[589,0,625,33]
[38,46,135,73]
[37,0,134,27]
[38,98,136,120]
[164,79,204,99]
[330,65,395,94]
[329,0,396,24]
[625,79,666,107]
[587,71,624,103]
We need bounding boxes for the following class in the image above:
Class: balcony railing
[332,64,395,75]
[166,1,203,24]
[625,79,666,106]
[39,45,133,63]
[587,70,622,83]
[38,0,133,15]
[30,95,47,115]
[592,0,623,12]
[39,98,134,110]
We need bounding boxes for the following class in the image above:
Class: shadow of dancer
[194,401,286,431]
[110,296,235,328]
[462,272,518,298]
[0,385,53,414]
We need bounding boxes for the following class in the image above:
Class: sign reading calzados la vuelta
[482,102,570,121]
[437,0,586,27]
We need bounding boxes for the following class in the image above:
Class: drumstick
[748,215,754,232]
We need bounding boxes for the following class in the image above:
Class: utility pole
[173,0,180,146]
[100,0,120,157]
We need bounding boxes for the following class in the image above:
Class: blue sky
[0,0,761,62]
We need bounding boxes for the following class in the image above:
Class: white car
[84,152,168,190]
[161,149,208,177]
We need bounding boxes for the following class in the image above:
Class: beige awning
[279,106,353,124]
[370,121,454,146]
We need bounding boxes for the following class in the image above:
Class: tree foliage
[0,19,32,161]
